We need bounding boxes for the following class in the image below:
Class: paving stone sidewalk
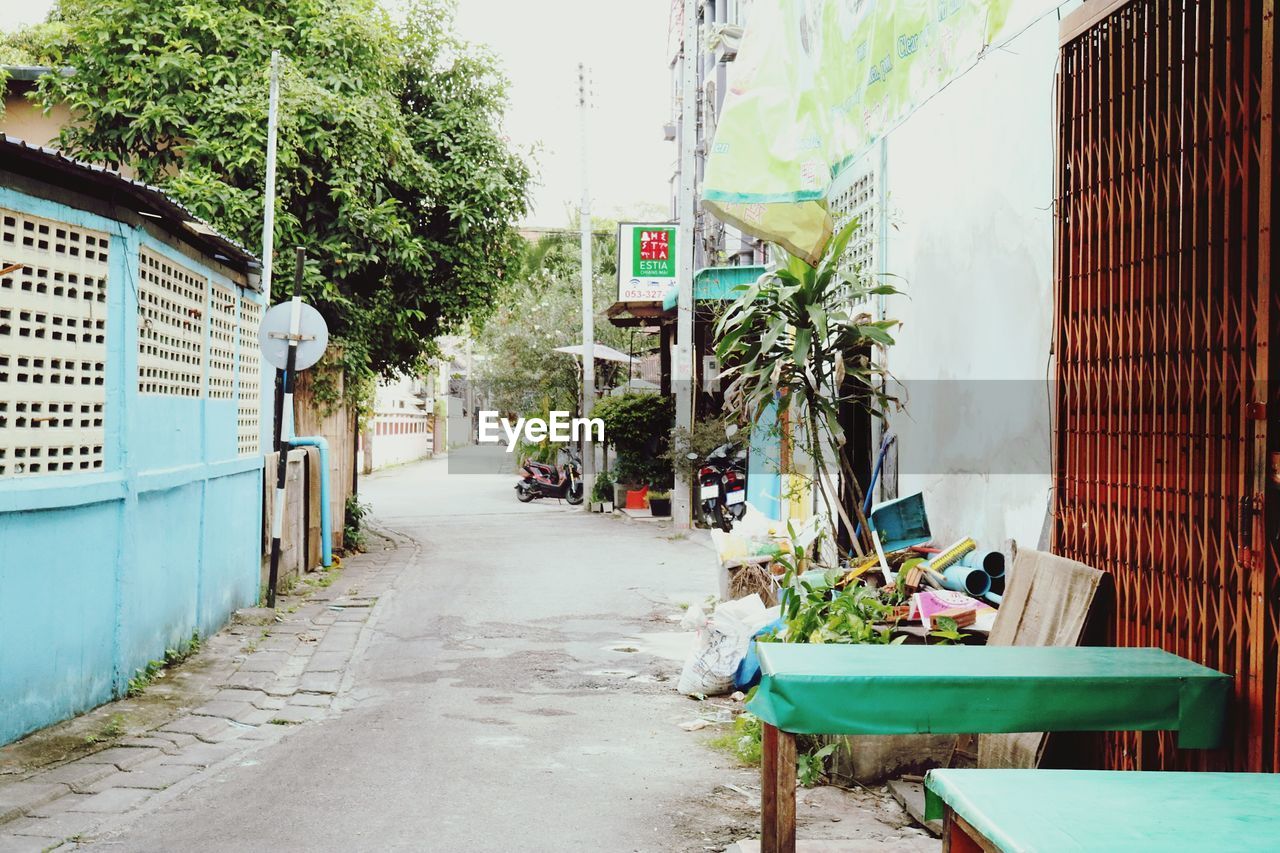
[0,527,416,853]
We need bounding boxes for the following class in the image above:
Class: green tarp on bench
[925,770,1280,851]
[747,645,1229,748]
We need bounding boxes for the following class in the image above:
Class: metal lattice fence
[1055,0,1275,770]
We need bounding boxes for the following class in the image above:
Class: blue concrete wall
[747,401,783,521]
[0,186,266,746]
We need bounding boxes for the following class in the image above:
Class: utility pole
[267,248,306,608]
[578,63,596,505]
[260,50,280,301]
[673,0,698,529]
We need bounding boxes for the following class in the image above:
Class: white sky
[0,0,675,227]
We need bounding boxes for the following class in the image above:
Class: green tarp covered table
[924,769,1280,852]
[746,645,1230,853]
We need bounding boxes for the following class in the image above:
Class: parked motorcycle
[695,435,748,531]
[515,446,584,505]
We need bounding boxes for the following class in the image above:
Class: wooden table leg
[943,806,999,853]
[760,723,796,853]
[761,723,777,852]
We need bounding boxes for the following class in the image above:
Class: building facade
[0,135,266,746]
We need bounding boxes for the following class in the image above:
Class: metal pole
[266,247,305,608]
[672,0,698,529]
[260,50,280,301]
[578,63,596,505]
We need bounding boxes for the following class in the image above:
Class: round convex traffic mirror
[259,301,330,370]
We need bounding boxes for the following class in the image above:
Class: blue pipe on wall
[286,435,333,567]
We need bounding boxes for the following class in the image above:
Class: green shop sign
[618,222,678,303]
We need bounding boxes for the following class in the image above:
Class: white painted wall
[368,376,433,470]
[371,414,432,469]
[875,11,1066,551]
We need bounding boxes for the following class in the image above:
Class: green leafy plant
[593,392,674,486]
[591,470,615,504]
[514,396,560,466]
[665,416,743,480]
[708,710,839,787]
[928,615,969,645]
[343,495,369,553]
[884,556,926,606]
[764,533,904,645]
[647,489,672,500]
[708,710,764,766]
[714,218,902,554]
[126,631,201,696]
[776,577,905,645]
[84,714,126,746]
[796,743,838,787]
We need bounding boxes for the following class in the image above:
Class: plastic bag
[733,616,785,691]
[676,595,777,696]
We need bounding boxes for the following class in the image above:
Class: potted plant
[647,489,672,517]
[591,470,615,513]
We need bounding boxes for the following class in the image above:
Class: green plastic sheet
[702,0,1059,264]
[746,645,1228,748]
[924,770,1280,851]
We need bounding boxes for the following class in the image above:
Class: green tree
[476,225,643,418]
[5,0,531,385]
[714,219,901,555]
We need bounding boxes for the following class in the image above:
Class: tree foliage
[593,392,673,486]
[476,226,641,417]
[5,0,531,381]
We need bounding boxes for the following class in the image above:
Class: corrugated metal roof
[0,133,260,282]
[2,65,72,82]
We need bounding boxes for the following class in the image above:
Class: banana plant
[713,218,901,557]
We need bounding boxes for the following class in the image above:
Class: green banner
[703,0,1048,264]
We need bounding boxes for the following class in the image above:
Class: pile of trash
[679,492,1012,698]
[677,593,779,697]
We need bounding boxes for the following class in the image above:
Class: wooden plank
[887,779,942,837]
[260,449,307,594]
[761,723,778,853]
[759,725,797,853]
[292,364,357,553]
[305,446,322,572]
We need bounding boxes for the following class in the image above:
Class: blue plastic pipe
[286,435,333,567]
[941,564,991,597]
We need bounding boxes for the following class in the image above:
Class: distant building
[1,67,72,150]
[361,372,442,472]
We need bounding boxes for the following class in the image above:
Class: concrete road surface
[84,448,734,852]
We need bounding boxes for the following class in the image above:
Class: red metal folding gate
[1055,0,1275,771]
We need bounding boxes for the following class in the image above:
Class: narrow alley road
[82,450,736,852]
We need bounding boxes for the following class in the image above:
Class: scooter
[515,446,584,505]
[695,435,748,532]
